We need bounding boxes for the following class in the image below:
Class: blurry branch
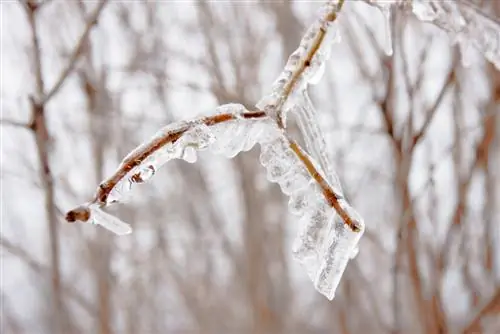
[42,0,109,104]
[462,290,500,333]
[0,119,30,129]
[411,56,457,149]
[0,237,96,316]
[1,292,24,334]
[17,0,108,332]
[66,1,365,233]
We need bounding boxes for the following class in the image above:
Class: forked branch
[65,0,364,301]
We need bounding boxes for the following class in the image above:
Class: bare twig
[411,57,457,149]
[0,119,30,129]
[462,290,500,333]
[0,237,96,316]
[42,0,109,104]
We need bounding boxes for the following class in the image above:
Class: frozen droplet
[182,145,197,163]
[90,206,132,236]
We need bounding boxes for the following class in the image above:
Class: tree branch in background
[17,1,109,332]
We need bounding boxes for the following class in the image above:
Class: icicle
[406,0,500,70]
[314,202,365,300]
[89,206,132,235]
[88,105,271,207]
[258,131,364,299]
[291,91,342,193]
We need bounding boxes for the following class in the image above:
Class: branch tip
[65,206,91,223]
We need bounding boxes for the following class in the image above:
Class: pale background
[1,1,499,333]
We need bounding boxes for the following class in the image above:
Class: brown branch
[0,237,96,317]
[65,1,362,247]
[23,2,66,332]
[42,0,109,104]
[411,58,457,149]
[65,111,268,221]
[65,108,361,233]
[462,290,500,333]
[289,140,360,232]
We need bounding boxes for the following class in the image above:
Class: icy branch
[65,0,367,301]
[257,0,344,128]
[259,128,364,299]
[366,0,500,68]
[65,107,267,228]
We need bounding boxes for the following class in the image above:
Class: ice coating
[256,0,344,125]
[368,0,500,69]
[258,130,364,299]
[66,104,270,235]
[210,104,268,158]
[291,90,342,192]
[64,0,370,301]
[101,104,269,205]
[314,200,365,300]
[106,122,216,204]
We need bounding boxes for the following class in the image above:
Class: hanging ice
[64,0,368,302]
[258,129,364,300]
[66,205,132,235]
[313,201,365,300]
[367,0,500,69]
[290,90,342,192]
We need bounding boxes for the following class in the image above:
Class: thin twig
[411,57,457,149]
[65,0,363,235]
[0,237,96,316]
[65,111,267,220]
[462,290,500,333]
[42,0,109,104]
[0,119,30,129]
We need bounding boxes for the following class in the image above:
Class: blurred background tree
[1,0,499,333]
